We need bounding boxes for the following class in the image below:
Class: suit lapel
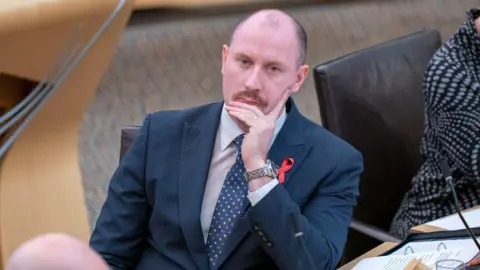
[178,103,223,270]
[216,98,312,268]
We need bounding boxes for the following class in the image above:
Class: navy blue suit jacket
[90,98,363,270]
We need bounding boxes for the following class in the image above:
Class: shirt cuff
[247,179,279,206]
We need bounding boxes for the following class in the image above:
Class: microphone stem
[447,178,480,251]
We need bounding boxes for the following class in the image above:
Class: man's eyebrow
[264,60,284,66]
[233,52,250,59]
[232,52,287,67]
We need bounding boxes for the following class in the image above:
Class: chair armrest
[350,219,401,243]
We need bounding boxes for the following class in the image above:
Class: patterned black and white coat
[390,8,480,239]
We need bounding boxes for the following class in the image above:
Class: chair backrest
[120,125,141,161]
[313,29,441,234]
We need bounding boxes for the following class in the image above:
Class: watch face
[267,160,278,178]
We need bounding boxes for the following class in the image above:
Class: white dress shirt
[200,104,287,243]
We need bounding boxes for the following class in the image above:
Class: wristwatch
[244,160,278,182]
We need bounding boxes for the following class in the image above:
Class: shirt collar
[219,103,287,151]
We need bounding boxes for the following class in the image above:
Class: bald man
[90,9,363,270]
[6,233,109,270]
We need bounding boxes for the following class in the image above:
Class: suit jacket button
[262,236,268,242]
[266,242,272,247]
[254,223,261,231]
[257,231,264,236]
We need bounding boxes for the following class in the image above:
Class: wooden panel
[0,0,115,35]
[0,0,135,266]
[0,1,123,82]
[134,0,273,10]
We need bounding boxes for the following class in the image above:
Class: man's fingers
[226,106,259,121]
[227,111,254,127]
[268,87,291,119]
[226,106,256,116]
[228,101,264,117]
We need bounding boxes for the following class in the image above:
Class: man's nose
[244,67,262,91]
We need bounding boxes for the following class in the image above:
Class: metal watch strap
[244,160,276,182]
[245,167,269,182]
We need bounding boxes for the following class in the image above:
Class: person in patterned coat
[390,8,480,239]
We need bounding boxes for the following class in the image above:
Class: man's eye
[269,66,280,72]
[240,59,250,66]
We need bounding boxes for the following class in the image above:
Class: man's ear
[221,45,229,74]
[291,65,309,93]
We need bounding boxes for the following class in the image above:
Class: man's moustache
[234,93,266,106]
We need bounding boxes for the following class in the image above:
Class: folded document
[353,238,480,270]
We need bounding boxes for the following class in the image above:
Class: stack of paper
[425,208,480,230]
[352,238,480,270]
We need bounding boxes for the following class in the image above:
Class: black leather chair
[313,30,442,262]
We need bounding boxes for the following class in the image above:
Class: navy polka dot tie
[206,134,247,268]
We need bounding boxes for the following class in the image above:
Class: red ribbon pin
[278,158,294,184]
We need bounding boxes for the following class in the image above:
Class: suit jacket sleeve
[89,114,152,270]
[245,150,363,270]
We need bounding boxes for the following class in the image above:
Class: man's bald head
[6,233,109,270]
[230,9,307,65]
[221,8,310,116]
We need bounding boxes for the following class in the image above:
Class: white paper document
[353,248,478,270]
[389,238,480,256]
[426,208,480,230]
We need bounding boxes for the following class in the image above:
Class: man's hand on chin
[225,89,290,192]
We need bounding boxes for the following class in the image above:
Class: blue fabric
[206,134,246,268]
[89,99,364,270]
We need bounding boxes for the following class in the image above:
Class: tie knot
[232,134,244,151]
